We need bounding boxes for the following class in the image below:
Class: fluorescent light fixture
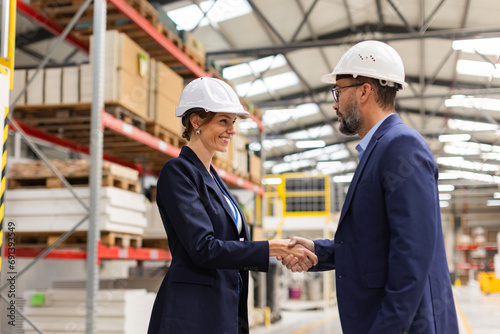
[452,38,500,55]
[438,134,471,142]
[238,119,258,130]
[263,160,276,169]
[494,192,500,199]
[264,103,319,126]
[248,142,261,151]
[285,125,333,140]
[296,140,325,149]
[448,119,498,132]
[282,144,347,162]
[167,0,252,31]
[318,161,357,175]
[456,60,500,78]
[437,157,499,173]
[439,193,452,200]
[439,172,461,180]
[236,72,299,97]
[271,160,313,174]
[445,94,500,112]
[437,170,500,184]
[263,139,289,149]
[440,201,450,208]
[333,173,354,183]
[330,149,350,160]
[263,177,282,185]
[438,184,455,192]
[223,54,287,80]
[487,200,500,206]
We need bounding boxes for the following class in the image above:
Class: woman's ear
[190,113,201,129]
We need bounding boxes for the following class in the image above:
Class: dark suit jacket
[312,114,459,334]
[148,146,269,334]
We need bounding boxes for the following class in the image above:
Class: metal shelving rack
[4,0,265,333]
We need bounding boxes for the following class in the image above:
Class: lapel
[338,114,403,226]
[179,146,243,238]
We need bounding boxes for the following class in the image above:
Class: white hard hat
[176,77,249,117]
[321,40,407,89]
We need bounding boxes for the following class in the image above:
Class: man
[281,41,459,334]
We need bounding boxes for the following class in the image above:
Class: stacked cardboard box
[82,30,151,120]
[148,59,184,137]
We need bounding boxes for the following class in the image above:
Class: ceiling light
[296,140,325,149]
[263,139,289,149]
[438,134,471,142]
[438,172,460,180]
[445,94,500,112]
[333,173,354,183]
[452,38,500,55]
[440,201,450,208]
[263,177,282,185]
[263,103,319,126]
[248,142,261,151]
[438,184,455,192]
[494,192,500,199]
[486,200,500,206]
[456,60,500,78]
[448,119,498,132]
[439,193,452,200]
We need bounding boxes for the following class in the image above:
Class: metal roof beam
[206,25,500,59]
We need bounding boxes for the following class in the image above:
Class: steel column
[86,0,106,331]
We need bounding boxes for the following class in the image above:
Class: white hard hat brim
[175,106,249,117]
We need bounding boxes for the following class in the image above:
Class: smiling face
[198,112,238,153]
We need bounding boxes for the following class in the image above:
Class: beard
[338,98,363,136]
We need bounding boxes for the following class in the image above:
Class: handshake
[269,237,317,272]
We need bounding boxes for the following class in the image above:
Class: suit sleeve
[158,160,269,272]
[368,132,440,333]
[308,239,336,272]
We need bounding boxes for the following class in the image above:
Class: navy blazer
[148,146,269,334]
[312,115,459,334]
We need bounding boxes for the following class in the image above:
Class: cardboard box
[44,68,62,104]
[155,93,182,137]
[249,154,261,183]
[89,30,151,119]
[62,66,80,104]
[26,69,44,105]
[12,70,26,106]
[156,61,183,101]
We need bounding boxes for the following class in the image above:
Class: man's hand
[277,237,315,272]
[269,238,317,272]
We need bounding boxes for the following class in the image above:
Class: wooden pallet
[142,237,169,250]
[106,104,146,131]
[8,173,140,192]
[146,122,185,148]
[15,231,143,248]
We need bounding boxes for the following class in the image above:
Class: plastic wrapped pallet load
[23,289,155,334]
[5,187,147,235]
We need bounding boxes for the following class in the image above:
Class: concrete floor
[251,285,500,334]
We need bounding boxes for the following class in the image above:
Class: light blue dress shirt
[355,113,395,161]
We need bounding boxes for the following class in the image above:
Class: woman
[147,77,317,334]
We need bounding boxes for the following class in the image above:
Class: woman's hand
[269,238,317,272]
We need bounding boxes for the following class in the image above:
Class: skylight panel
[223,55,287,80]
[167,0,252,31]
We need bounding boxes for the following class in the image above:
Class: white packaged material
[5,187,147,234]
[23,289,155,334]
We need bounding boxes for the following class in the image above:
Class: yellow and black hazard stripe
[0,65,8,274]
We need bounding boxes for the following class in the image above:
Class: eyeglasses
[331,83,363,103]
